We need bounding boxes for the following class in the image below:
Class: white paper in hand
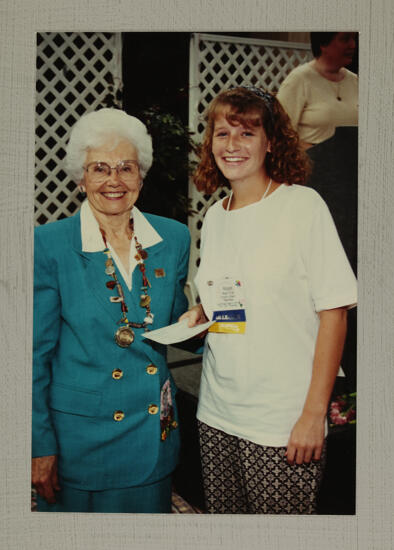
[141,319,214,345]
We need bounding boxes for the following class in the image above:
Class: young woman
[181,86,357,514]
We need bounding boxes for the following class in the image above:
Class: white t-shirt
[195,184,357,447]
[276,62,358,144]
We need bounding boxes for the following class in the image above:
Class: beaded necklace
[100,218,154,348]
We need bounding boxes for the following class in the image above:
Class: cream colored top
[277,61,358,144]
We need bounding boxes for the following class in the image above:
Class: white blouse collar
[80,200,163,252]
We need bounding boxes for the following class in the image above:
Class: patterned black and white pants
[198,420,326,514]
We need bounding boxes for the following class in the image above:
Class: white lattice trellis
[35,32,122,225]
[187,33,312,297]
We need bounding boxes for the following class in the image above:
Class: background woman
[276,32,358,151]
[181,87,357,514]
[32,108,190,513]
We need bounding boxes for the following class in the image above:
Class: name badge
[207,276,246,334]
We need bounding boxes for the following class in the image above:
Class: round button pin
[113,411,125,421]
[112,368,123,380]
[146,365,157,375]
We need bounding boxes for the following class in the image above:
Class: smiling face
[81,138,142,218]
[320,32,357,67]
[211,107,270,187]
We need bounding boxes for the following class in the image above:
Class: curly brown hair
[193,87,311,194]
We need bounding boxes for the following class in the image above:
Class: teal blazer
[32,210,190,491]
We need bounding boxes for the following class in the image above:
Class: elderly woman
[181,87,357,514]
[32,108,190,513]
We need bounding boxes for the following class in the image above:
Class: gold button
[148,404,159,415]
[112,368,123,380]
[113,410,125,421]
[146,364,157,375]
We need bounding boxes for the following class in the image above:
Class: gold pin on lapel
[154,268,166,278]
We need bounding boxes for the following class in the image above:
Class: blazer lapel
[71,212,121,324]
[69,209,170,330]
[69,212,170,363]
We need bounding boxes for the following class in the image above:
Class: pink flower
[330,404,340,416]
[330,407,347,425]
[329,394,357,427]
[346,409,356,421]
[332,414,347,425]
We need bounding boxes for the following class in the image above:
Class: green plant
[137,106,198,223]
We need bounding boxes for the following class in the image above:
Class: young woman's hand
[179,304,209,336]
[285,412,325,465]
[285,307,347,465]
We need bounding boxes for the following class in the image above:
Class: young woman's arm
[286,306,348,464]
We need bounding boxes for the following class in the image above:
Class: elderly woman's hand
[179,304,209,336]
[32,455,60,504]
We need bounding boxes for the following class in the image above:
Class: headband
[234,85,275,128]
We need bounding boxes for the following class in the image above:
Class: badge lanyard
[208,179,272,334]
[224,178,272,269]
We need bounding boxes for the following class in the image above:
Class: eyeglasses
[84,160,140,183]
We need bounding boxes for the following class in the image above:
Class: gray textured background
[1,1,393,549]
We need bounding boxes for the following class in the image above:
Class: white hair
[65,108,153,182]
